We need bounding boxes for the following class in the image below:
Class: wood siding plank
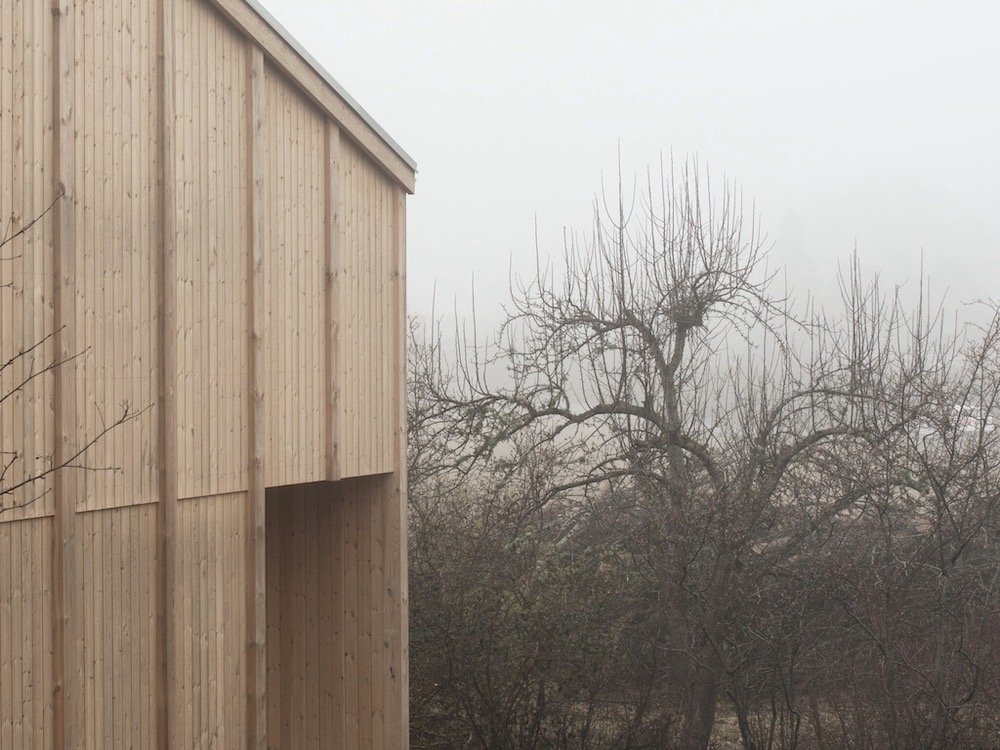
[52,0,80,744]
[343,488,359,747]
[157,0,178,746]
[384,186,410,750]
[246,42,268,750]
[264,487,280,750]
[330,485,347,749]
[370,478,385,749]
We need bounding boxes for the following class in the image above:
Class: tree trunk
[680,660,722,750]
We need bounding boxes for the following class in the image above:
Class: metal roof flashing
[245,0,417,175]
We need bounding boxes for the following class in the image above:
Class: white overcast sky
[260,0,1000,324]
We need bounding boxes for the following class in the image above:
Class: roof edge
[244,0,418,174]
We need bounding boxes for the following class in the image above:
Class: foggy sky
[260,0,1000,325]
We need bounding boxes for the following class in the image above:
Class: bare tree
[789,319,1000,750]
[409,324,678,749]
[422,156,990,749]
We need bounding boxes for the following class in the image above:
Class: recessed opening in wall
[264,475,391,748]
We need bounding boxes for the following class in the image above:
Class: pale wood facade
[0,0,413,747]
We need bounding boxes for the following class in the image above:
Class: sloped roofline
[245,0,416,172]
[210,0,417,191]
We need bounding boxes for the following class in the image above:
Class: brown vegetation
[407,159,1000,750]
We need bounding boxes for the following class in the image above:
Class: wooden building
[0,0,414,747]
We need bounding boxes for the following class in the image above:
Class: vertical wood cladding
[339,139,398,479]
[0,517,54,748]
[71,0,160,511]
[262,64,327,488]
[174,0,249,499]
[77,505,158,748]
[265,476,400,749]
[174,492,248,748]
[0,0,411,746]
[0,0,56,520]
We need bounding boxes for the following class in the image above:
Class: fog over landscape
[263,0,999,324]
